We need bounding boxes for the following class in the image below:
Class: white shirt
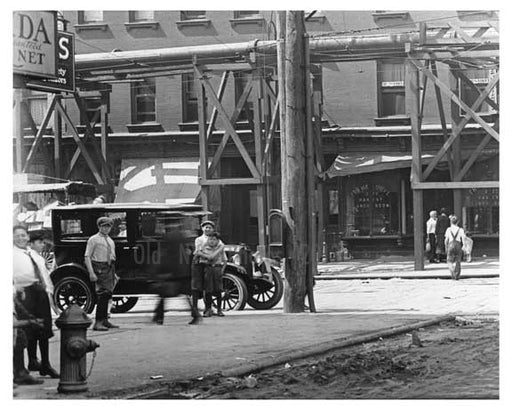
[445,225,466,244]
[426,218,437,234]
[13,246,54,293]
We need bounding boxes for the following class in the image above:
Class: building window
[234,11,260,19]
[129,11,154,22]
[350,183,398,236]
[378,60,405,117]
[26,91,48,127]
[464,188,499,235]
[459,68,498,115]
[79,96,102,125]
[78,11,104,24]
[182,74,198,123]
[131,79,156,123]
[180,11,206,21]
[328,189,339,225]
[234,72,253,121]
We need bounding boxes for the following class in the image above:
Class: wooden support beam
[200,178,261,186]
[406,59,424,271]
[206,70,229,141]
[53,100,62,179]
[14,89,24,173]
[197,66,261,180]
[412,181,499,189]
[206,74,254,178]
[196,66,209,211]
[22,95,58,172]
[422,71,499,180]
[414,61,499,141]
[201,63,253,72]
[54,100,104,184]
[20,100,53,172]
[100,91,110,181]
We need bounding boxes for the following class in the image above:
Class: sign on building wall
[27,31,75,93]
[13,11,58,78]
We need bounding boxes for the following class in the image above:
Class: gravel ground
[137,317,499,400]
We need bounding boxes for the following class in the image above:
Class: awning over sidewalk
[115,158,201,204]
[323,153,435,178]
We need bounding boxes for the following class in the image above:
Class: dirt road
[141,317,498,399]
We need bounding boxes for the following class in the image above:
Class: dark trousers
[428,233,437,261]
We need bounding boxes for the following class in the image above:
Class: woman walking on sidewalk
[445,215,466,280]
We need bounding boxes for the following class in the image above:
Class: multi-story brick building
[16,10,499,258]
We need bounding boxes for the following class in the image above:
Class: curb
[220,314,455,378]
[314,274,499,280]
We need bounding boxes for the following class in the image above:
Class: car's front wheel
[53,275,96,314]
[220,272,248,311]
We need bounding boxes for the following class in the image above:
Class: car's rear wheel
[111,296,139,313]
[247,267,284,310]
[219,273,248,311]
[53,275,95,314]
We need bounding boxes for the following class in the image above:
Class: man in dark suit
[435,208,450,263]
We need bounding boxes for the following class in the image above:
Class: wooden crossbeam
[206,70,229,141]
[22,95,58,172]
[200,178,261,186]
[447,22,477,43]
[54,100,104,184]
[412,181,499,189]
[422,72,499,179]
[262,78,278,105]
[262,98,280,176]
[455,133,493,182]
[20,100,53,170]
[450,64,499,111]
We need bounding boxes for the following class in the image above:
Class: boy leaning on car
[84,217,120,331]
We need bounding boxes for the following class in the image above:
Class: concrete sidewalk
[14,312,445,399]
[316,256,500,280]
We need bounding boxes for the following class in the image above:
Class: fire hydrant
[55,304,100,393]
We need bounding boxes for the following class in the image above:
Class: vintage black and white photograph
[7,2,506,403]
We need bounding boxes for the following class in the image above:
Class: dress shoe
[216,310,225,317]
[14,373,44,385]
[28,359,41,372]
[188,315,202,325]
[39,366,60,379]
[152,318,164,325]
[103,320,119,329]
[93,322,109,331]
[203,309,212,318]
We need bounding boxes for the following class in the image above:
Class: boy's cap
[97,216,113,227]
[201,220,215,228]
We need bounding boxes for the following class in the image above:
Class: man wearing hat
[84,216,119,331]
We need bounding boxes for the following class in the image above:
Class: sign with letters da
[27,31,75,93]
[13,11,58,78]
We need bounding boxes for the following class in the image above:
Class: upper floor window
[234,11,260,19]
[182,73,198,123]
[378,60,405,118]
[129,11,155,22]
[180,11,206,21]
[459,68,498,115]
[26,91,48,127]
[131,79,156,123]
[234,72,253,121]
[78,11,104,24]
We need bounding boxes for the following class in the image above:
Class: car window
[137,211,199,240]
[60,218,85,239]
[104,212,128,240]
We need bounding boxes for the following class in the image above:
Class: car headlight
[231,254,241,265]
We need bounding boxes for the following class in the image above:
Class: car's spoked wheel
[111,296,139,313]
[219,273,248,311]
[54,276,95,313]
[247,268,284,310]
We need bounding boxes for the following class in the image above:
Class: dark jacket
[435,214,450,236]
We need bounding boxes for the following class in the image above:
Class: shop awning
[323,154,436,178]
[115,158,201,204]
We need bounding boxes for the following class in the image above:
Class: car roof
[53,202,206,212]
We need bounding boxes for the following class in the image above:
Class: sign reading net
[13,11,58,78]
[27,31,75,93]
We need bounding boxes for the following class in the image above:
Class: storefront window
[464,188,499,235]
[351,183,398,236]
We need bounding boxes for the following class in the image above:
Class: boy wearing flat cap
[190,221,225,322]
[85,217,119,331]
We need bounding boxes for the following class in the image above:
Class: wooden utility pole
[279,11,310,312]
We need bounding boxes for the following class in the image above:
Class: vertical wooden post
[304,34,317,313]
[14,89,24,173]
[281,11,308,312]
[100,91,110,182]
[53,95,62,179]
[449,69,463,218]
[196,65,209,211]
[406,58,424,271]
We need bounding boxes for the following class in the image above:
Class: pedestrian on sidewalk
[190,220,217,323]
[435,208,450,262]
[13,225,59,381]
[426,210,438,263]
[84,217,119,331]
[445,215,466,280]
[195,232,227,317]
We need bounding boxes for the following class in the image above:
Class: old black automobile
[50,203,283,314]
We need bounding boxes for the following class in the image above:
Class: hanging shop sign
[13,11,58,78]
[27,31,75,93]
